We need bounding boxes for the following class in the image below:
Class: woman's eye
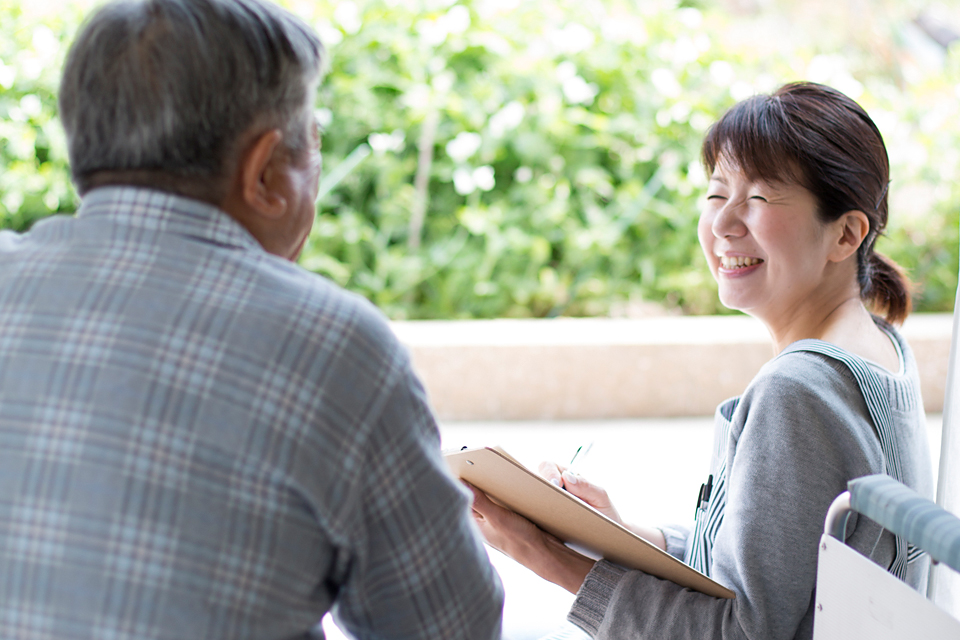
[706,194,726,200]
[749,195,768,202]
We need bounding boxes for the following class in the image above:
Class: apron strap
[778,340,912,580]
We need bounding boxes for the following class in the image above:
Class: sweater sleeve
[568,353,881,640]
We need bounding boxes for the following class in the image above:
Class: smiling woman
[701,82,911,320]
[469,82,934,640]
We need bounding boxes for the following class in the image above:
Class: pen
[568,441,593,474]
[550,442,595,489]
[695,474,713,517]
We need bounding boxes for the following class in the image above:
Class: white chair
[812,475,960,639]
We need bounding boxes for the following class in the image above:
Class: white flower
[651,68,681,98]
[473,165,495,192]
[730,81,755,102]
[19,95,42,118]
[446,132,483,163]
[550,23,595,55]
[453,167,476,195]
[443,5,471,35]
[489,101,525,138]
[334,2,361,35]
[709,61,735,87]
[416,18,447,47]
[0,63,14,90]
[402,84,432,111]
[314,108,333,130]
[314,22,343,46]
[31,26,58,63]
[416,6,471,47]
[678,8,703,29]
[556,60,577,82]
[368,130,405,154]
[563,75,599,105]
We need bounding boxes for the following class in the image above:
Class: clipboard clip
[695,474,714,518]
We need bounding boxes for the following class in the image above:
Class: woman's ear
[828,210,870,263]
[239,129,287,219]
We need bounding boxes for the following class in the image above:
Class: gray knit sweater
[568,323,934,640]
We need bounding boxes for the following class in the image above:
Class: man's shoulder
[0,228,25,252]
[257,256,382,320]
[0,214,71,251]
[246,257,403,360]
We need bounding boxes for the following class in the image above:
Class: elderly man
[0,0,503,638]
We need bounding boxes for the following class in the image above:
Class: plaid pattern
[0,187,503,640]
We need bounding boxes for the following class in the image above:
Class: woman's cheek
[697,212,717,268]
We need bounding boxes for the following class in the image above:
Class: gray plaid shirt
[0,187,503,639]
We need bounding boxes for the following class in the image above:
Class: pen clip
[695,474,714,517]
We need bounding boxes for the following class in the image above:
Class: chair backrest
[812,476,960,640]
[928,261,960,615]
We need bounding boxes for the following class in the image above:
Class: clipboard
[445,446,735,599]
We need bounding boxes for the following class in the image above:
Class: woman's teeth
[719,256,762,269]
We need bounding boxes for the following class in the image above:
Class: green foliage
[878,46,960,315]
[1,0,958,318]
[0,3,82,231]
[302,0,732,318]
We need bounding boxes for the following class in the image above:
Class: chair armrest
[846,474,960,573]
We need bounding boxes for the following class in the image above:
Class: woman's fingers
[467,483,501,525]
[465,482,541,555]
[538,461,566,487]
[558,470,622,525]
[537,461,621,522]
[561,469,606,504]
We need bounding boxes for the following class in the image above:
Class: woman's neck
[764,297,900,372]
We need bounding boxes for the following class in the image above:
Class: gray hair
[59,0,324,199]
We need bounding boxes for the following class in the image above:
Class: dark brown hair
[701,81,911,324]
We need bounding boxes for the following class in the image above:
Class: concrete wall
[391,314,954,421]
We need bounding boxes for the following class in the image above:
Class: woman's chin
[717,294,763,319]
[717,293,747,312]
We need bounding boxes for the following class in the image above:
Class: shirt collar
[76,186,263,252]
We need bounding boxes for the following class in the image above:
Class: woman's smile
[717,255,764,272]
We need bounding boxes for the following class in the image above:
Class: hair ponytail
[861,250,912,325]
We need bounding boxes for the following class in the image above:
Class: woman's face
[698,159,839,325]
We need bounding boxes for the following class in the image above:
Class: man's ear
[828,210,870,263]
[239,129,287,219]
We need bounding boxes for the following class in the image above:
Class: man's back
[0,187,502,639]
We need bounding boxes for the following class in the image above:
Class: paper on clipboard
[445,446,735,600]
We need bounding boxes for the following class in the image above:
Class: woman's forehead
[711,147,805,187]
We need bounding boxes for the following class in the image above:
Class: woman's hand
[537,462,667,551]
[538,461,623,525]
[467,483,596,594]
[467,481,542,557]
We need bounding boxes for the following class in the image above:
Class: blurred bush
[1,0,957,319]
[0,3,81,231]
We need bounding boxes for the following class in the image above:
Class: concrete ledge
[391,314,954,421]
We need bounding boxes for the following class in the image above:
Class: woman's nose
[711,199,747,238]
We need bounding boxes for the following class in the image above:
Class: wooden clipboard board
[446,446,735,599]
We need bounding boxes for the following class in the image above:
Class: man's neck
[80,170,225,205]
